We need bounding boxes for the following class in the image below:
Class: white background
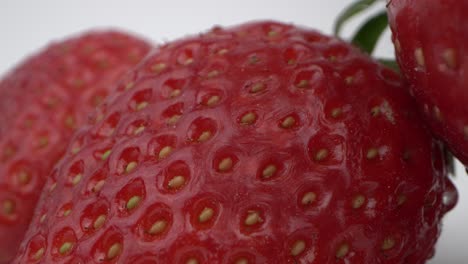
[0,1,467,263]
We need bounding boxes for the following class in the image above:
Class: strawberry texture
[0,31,151,263]
[387,0,468,165]
[13,21,456,264]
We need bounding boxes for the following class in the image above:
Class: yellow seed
[397,194,407,206]
[198,207,214,223]
[126,196,141,210]
[93,180,105,193]
[235,258,248,264]
[59,242,73,255]
[240,112,256,125]
[371,106,380,117]
[345,76,354,85]
[433,106,442,121]
[301,192,317,205]
[107,243,122,260]
[38,137,49,148]
[101,150,112,160]
[151,63,167,73]
[148,220,168,235]
[134,126,146,135]
[244,211,262,226]
[49,182,57,192]
[281,116,296,128]
[65,115,75,128]
[206,95,220,107]
[168,175,186,189]
[352,195,366,209]
[335,243,349,259]
[2,200,15,215]
[218,158,233,172]
[262,164,277,179]
[183,58,194,65]
[414,48,425,68]
[32,247,45,260]
[167,115,181,125]
[197,131,212,142]
[186,258,199,264]
[3,146,15,160]
[331,108,342,118]
[394,39,402,53]
[40,214,47,223]
[250,83,265,93]
[366,148,378,159]
[170,89,181,98]
[296,79,309,88]
[268,30,278,37]
[125,161,138,174]
[18,171,31,185]
[218,49,228,55]
[136,101,148,111]
[63,209,72,217]
[291,240,306,256]
[159,146,173,160]
[207,70,219,78]
[314,149,329,161]
[71,146,80,155]
[442,48,456,69]
[381,237,396,251]
[125,82,135,90]
[72,174,82,186]
[93,214,106,230]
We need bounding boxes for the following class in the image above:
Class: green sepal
[334,0,378,36]
[351,11,388,54]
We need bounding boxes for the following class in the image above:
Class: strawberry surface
[13,21,456,264]
[387,0,468,165]
[0,31,151,262]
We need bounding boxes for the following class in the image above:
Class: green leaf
[351,11,388,54]
[378,59,400,73]
[334,0,378,36]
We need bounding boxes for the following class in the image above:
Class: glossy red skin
[13,21,455,264]
[0,31,151,263]
[387,0,468,165]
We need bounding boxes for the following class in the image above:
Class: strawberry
[0,31,151,262]
[387,0,468,165]
[13,21,456,264]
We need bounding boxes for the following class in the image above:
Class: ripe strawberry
[0,31,151,262]
[13,21,456,264]
[387,0,468,165]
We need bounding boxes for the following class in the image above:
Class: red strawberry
[387,0,468,165]
[0,31,151,262]
[13,21,456,264]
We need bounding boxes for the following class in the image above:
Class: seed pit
[162,78,186,99]
[163,160,191,192]
[137,203,172,241]
[115,178,146,216]
[129,89,152,111]
[187,117,217,143]
[148,134,177,160]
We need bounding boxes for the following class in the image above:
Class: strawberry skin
[0,31,151,262]
[13,21,456,264]
[387,0,468,165]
